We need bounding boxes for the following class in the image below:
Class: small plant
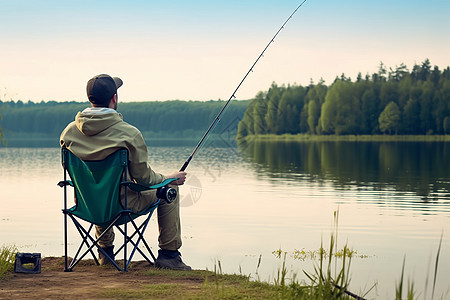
[289,246,364,261]
[395,232,447,300]
[271,210,373,299]
[0,244,17,279]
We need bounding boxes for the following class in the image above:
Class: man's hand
[167,171,187,185]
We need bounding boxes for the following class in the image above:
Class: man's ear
[109,94,118,109]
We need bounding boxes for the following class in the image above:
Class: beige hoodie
[60,108,165,186]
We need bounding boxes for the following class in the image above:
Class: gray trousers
[95,185,182,251]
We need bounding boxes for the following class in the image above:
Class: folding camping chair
[58,148,176,272]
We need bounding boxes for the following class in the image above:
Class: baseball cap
[86,74,123,105]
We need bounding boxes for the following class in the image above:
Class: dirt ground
[0,257,204,300]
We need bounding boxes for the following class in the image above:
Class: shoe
[155,250,191,271]
[98,246,115,266]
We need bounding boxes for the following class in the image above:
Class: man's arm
[165,171,187,186]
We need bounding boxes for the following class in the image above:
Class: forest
[237,59,450,138]
[0,100,249,145]
[2,59,450,146]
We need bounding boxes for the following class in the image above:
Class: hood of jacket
[74,108,123,136]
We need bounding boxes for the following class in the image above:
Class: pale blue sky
[0,0,449,102]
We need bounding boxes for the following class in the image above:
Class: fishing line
[180,0,307,171]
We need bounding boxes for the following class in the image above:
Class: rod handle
[180,156,192,172]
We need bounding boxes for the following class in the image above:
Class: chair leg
[70,222,96,264]
[132,211,157,262]
[66,214,123,271]
[63,209,157,272]
[62,182,71,272]
[114,213,156,269]
[127,217,152,266]
[63,211,71,272]
[124,219,128,271]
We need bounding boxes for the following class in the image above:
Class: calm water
[1,142,449,299]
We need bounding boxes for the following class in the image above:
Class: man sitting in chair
[60,74,191,270]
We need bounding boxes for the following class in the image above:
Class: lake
[1,141,449,299]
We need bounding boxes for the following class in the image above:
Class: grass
[0,244,17,279]
[270,210,372,300]
[395,232,447,300]
[101,269,279,299]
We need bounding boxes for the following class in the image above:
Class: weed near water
[0,244,17,279]
[270,210,372,300]
[395,233,448,300]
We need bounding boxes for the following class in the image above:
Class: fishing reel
[156,185,177,203]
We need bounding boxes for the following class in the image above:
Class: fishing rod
[180,0,307,172]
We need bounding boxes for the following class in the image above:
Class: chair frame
[58,148,161,272]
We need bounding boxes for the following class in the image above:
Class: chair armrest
[122,178,178,193]
[57,180,73,187]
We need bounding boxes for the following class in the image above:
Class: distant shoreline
[0,133,237,148]
[3,133,450,148]
[238,134,450,142]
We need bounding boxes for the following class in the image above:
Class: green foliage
[237,60,450,138]
[278,85,305,134]
[444,116,450,134]
[379,101,401,134]
[2,59,450,142]
[319,82,339,134]
[300,211,355,300]
[319,80,361,135]
[265,83,283,134]
[252,92,267,135]
[306,80,327,134]
[0,245,17,279]
[270,211,369,299]
[0,100,249,144]
[395,234,445,300]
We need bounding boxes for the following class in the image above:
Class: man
[60,74,190,270]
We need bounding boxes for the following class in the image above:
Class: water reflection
[239,140,450,205]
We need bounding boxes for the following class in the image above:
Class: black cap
[86,74,123,106]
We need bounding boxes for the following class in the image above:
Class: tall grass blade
[424,254,432,299]
[255,254,262,280]
[431,232,443,300]
[395,255,406,300]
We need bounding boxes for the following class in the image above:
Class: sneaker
[155,250,191,271]
[98,246,115,266]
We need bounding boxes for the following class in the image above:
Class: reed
[270,210,373,299]
[395,232,447,300]
[0,244,17,279]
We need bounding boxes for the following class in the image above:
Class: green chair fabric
[64,148,127,227]
[59,148,175,272]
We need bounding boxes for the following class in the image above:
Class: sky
[0,0,449,102]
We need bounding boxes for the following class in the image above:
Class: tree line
[2,59,450,145]
[0,100,249,143]
[237,59,450,138]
